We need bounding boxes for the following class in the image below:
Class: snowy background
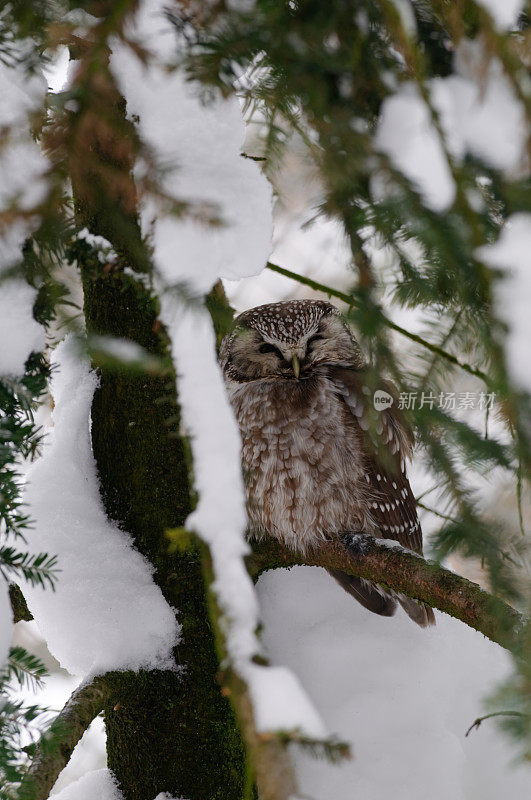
[6,3,531,799]
[13,122,531,800]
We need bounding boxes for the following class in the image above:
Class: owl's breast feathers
[226,367,422,556]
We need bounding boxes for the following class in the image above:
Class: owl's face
[220,299,364,382]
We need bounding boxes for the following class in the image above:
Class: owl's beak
[291,354,300,378]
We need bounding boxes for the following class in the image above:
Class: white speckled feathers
[235,300,335,343]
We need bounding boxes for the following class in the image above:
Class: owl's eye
[258,342,283,357]
[307,334,325,348]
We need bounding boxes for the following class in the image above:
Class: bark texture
[79,267,248,800]
[19,678,111,800]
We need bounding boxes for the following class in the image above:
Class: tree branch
[221,668,299,800]
[18,676,112,800]
[197,536,299,800]
[247,536,524,653]
[465,710,526,738]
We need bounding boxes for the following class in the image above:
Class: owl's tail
[327,569,396,616]
[397,594,436,627]
[327,569,435,627]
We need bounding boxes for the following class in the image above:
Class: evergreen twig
[0,548,58,590]
[2,648,47,691]
[273,731,351,763]
[464,710,527,738]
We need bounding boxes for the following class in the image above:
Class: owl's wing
[329,366,423,555]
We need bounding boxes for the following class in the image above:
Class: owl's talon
[341,532,373,556]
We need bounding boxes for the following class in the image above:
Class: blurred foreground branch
[247,536,524,653]
[18,677,111,800]
[266,262,489,382]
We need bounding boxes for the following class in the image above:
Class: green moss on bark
[80,265,247,800]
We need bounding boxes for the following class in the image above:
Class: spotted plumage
[220,299,435,627]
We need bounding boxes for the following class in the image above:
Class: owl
[220,299,435,627]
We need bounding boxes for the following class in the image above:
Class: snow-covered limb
[247,536,525,653]
[158,296,327,740]
[109,0,327,748]
[23,338,181,677]
[18,677,112,800]
[374,45,526,212]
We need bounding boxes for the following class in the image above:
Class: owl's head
[220,299,365,382]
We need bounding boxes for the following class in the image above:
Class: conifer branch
[0,548,58,591]
[266,262,489,382]
[18,676,111,800]
[3,647,47,691]
[247,536,524,653]
[273,731,351,764]
[464,710,527,738]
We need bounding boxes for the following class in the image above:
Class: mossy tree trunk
[69,48,249,800]
[81,270,247,800]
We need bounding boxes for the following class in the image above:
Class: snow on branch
[48,770,122,800]
[23,338,181,676]
[373,38,526,210]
